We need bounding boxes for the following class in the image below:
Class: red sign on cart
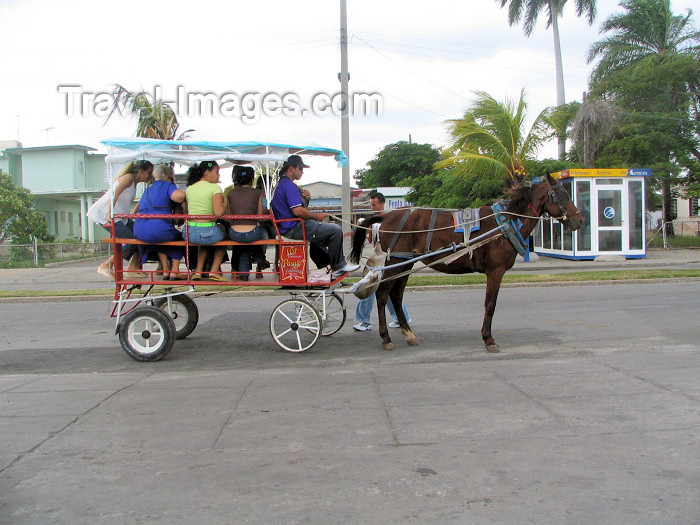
[279,244,307,283]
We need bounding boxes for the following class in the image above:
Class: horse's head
[540,173,582,231]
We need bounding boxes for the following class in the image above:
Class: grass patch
[1,269,698,299]
[646,236,700,249]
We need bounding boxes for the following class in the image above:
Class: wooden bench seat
[104,238,301,247]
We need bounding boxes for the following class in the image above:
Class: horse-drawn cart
[100,138,353,361]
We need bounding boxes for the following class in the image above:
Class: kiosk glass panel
[553,219,562,249]
[599,230,622,251]
[628,180,643,250]
[576,181,591,251]
[542,217,552,248]
[598,190,622,227]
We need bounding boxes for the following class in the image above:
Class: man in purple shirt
[271,155,359,278]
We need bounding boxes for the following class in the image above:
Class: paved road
[1,283,698,524]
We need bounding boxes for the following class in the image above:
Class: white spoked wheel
[153,295,199,340]
[118,306,175,362]
[304,292,346,336]
[270,299,321,352]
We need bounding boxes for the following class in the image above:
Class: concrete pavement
[1,347,698,524]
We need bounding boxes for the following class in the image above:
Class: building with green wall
[0,144,108,242]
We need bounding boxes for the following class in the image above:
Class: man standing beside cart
[271,155,359,279]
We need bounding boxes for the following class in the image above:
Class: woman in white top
[87,160,154,277]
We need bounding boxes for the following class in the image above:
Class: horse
[350,174,582,352]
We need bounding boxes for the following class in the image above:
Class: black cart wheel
[118,306,175,362]
[153,295,199,340]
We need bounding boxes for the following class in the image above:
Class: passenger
[270,155,359,279]
[254,176,274,277]
[184,161,228,281]
[225,166,264,281]
[87,159,154,278]
[133,163,187,280]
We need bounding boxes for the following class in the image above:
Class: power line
[352,35,471,102]
[353,33,590,71]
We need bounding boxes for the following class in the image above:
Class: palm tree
[587,0,699,234]
[496,0,598,159]
[587,0,699,85]
[105,84,193,140]
[437,89,548,185]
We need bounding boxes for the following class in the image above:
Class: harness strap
[387,209,413,254]
[492,201,528,257]
[424,209,439,253]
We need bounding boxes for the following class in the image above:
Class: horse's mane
[505,184,534,216]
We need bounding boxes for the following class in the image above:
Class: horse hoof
[485,343,500,353]
[401,329,419,346]
[382,342,395,351]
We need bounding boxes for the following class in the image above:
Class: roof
[3,144,98,154]
[101,138,348,167]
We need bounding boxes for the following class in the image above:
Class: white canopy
[101,137,348,167]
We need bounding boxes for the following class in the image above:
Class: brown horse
[350,174,582,352]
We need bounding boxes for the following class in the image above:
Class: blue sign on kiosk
[532,169,649,260]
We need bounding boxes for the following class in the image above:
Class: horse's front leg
[375,282,394,351]
[389,275,418,346]
[481,267,506,352]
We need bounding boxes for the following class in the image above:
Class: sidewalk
[1,249,698,293]
[2,346,698,523]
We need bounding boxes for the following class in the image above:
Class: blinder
[546,180,571,221]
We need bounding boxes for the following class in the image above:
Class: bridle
[545,179,574,222]
[525,179,573,222]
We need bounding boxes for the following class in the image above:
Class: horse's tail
[349,215,385,263]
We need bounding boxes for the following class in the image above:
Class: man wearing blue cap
[271,155,359,279]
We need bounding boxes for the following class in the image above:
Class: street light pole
[339,0,351,233]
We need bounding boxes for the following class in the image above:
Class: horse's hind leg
[375,281,394,351]
[481,268,505,352]
[389,275,418,346]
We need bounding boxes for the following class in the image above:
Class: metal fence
[0,241,110,268]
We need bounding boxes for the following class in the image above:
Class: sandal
[207,274,230,282]
[191,273,202,281]
[97,266,114,278]
[169,273,188,280]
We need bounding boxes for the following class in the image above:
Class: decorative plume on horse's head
[507,162,527,189]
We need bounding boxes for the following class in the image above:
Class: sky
[0,0,696,185]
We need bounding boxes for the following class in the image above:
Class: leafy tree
[586,0,700,232]
[356,141,441,189]
[0,171,53,245]
[105,84,194,139]
[496,0,598,158]
[407,90,551,208]
[541,101,581,160]
[524,158,579,177]
[437,89,548,191]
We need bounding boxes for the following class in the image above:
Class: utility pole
[339,0,351,233]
